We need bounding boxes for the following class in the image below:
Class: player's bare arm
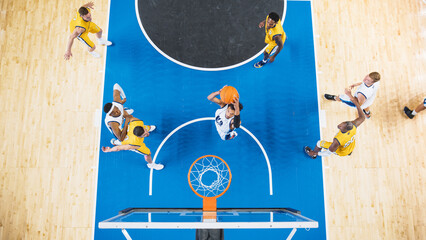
[269,35,284,63]
[102,144,138,153]
[113,89,126,104]
[207,86,227,107]
[355,92,366,106]
[108,122,123,141]
[82,1,95,9]
[64,27,85,60]
[349,82,362,89]
[258,20,265,28]
[345,88,365,127]
[118,114,132,141]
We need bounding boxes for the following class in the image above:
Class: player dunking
[304,88,366,158]
[64,2,112,60]
[207,87,243,141]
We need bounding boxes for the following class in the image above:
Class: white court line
[135,0,287,71]
[149,117,273,196]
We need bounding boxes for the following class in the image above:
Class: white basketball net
[189,156,231,197]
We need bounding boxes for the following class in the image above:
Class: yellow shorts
[265,35,286,54]
[70,22,101,48]
[319,140,352,157]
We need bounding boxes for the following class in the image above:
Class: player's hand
[269,55,276,63]
[86,1,95,9]
[349,84,356,90]
[122,98,127,104]
[344,88,352,96]
[218,85,228,94]
[232,97,240,110]
[258,20,265,28]
[64,51,72,60]
[102,146,111,152]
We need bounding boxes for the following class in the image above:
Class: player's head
[363,72,381,86]
[103,103,121,117]
[338,121,354,133]
[225,102,243,118]
[267,12,280,28]
[134,126,149,138]
[79,7,92,21]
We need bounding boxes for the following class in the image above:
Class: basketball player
[403,98,426,119]
[207,88,243,140]
[102,115,163,170]
[104,83,136,141]
[254,12,287,68]
[304,88,366,158]
[324,72,381,119]
[64,2,112,60]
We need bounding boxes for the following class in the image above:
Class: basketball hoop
[188,155,232,222]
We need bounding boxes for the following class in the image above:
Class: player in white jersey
[207,87,243,140]
[324,72,381,119]
[103,83,134,141]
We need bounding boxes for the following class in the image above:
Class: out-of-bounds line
[149,117,273,196]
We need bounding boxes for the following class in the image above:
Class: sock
[113,83,126,99]
[97,37,105,42]
[412,110,417,115]
[262,59,267,64]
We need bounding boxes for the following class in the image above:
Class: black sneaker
[363,109,371,119]
[404,106,414,119]
[304,146,317,159]
[324,94,337,101]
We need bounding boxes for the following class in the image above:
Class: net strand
[189,157,230,197]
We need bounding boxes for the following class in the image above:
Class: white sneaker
[124,108,134,115]
[98,38,112,46]
[110,138,121,146]
[89,51,101,58]
[147,163,164,170]
[148,125,156,132]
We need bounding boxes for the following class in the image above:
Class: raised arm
[345,88,365,127]
[207,86,227,108]
[82,1,94,9]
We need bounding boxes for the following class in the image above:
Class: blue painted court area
[94,0,326,239]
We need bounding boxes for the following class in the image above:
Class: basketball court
[94,0,326,239]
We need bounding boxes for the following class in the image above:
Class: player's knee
[316,140,322,148]
[89,45,96,51]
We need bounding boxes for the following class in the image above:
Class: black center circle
[136,0,285,70]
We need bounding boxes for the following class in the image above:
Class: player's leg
[254,45,275,68]
[404,98,426,119]
[90,23,112,46]
[304,140,331,159]
[134,145,164,170]
[77,32,101,58]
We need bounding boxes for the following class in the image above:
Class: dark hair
[345,121,354,131]
[229,102,243,111]
[133,126,145,137]
[79,7,89,16]
[268,12,280,22]
[103,103,112,113]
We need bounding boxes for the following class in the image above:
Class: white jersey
[104,102,124,138]
[215,105,235,140]
[340,82,380,109]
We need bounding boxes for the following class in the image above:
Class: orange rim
[187,155,232,199]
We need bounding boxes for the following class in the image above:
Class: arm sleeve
[233,115,241,128]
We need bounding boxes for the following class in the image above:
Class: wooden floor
[0,0,425,239]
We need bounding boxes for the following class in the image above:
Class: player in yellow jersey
[101,116,164,170]
[254,12,287,68]
[64,2,112,60]
[304,88,366,158]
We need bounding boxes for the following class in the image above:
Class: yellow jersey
[121,120,151,155]
[264,17,286,45]
[334,126,357,156]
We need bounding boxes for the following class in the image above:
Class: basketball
[220,86,239,104]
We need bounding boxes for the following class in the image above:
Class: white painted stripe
[149,118,273,196]
[135,0,287,71]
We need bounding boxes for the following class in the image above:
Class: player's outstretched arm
[207,86,226,107]
[258,20,265,28]
[64,28,84,60]
[102,144,138,153]
[345,88,365,127]
[113,83,127,104]
[82,1,94,9]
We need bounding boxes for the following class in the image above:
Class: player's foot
[324,94,337,101]
[124,108,134,115]
[148,125,156,132]
[403,106,415,119]
[303,146,317,159]
[147,163,164,170]
[110,138,121,146]
[89,51,101,58]
[98,38,112,46]
[253,59,269,68]
[363,109,371,119]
